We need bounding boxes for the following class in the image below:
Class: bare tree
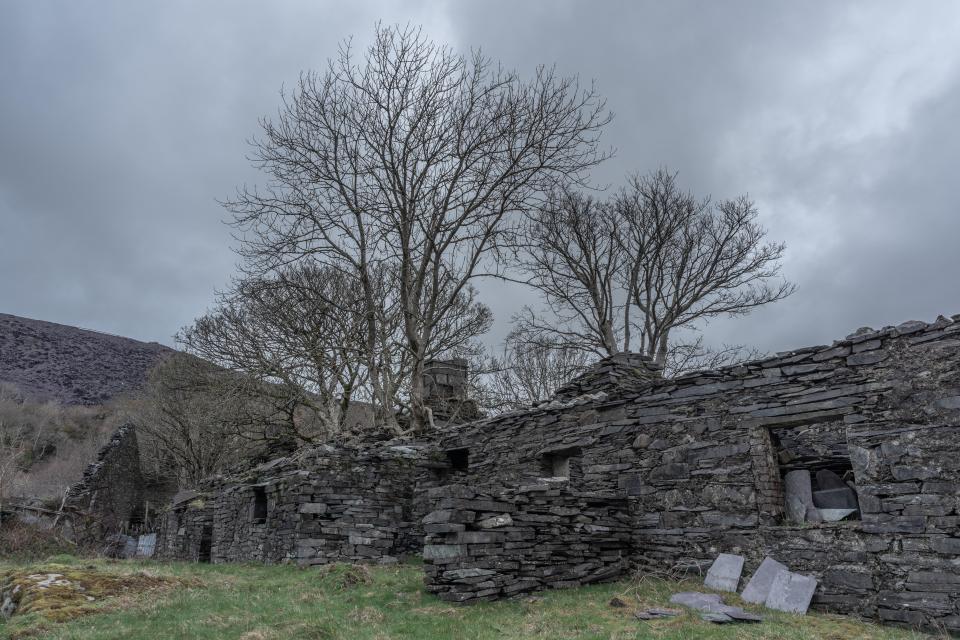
[512,189,626,357]
[131,354,251,486]
[226,24,611,432]
[179,263,372,440]
[663,335,765,378]
[616,168,794,366]
[477,334,592,413]
[511,168,793,373]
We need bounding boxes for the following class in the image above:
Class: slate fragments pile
[669,592,762,624]
[549,352,662,402]
[421,483,631,602]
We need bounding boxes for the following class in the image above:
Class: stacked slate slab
[421,483,631,602]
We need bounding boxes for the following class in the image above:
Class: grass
[0,556,938,640]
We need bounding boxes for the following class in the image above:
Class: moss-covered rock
[0,563,175,623]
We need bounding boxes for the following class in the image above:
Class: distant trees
[178,262,494,441]
[0,383,117,509]
[513,168,794,375]
[131,354,252,485]
[512,190,624,357]
[224,24,611,432]
[178,264,372,441]
[478,335,591,413]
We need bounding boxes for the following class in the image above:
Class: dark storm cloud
[2,1,959,353]
[0,0,452,344]
[448,1,960,351]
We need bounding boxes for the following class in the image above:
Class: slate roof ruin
[69,313,960,633]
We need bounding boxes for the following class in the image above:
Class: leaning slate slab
[741,556,788,604]
[816,469,848,490]
[704,553,744,592]
[813,487,859,509]
[765,570,818,614]
[136,533,157,558]
[784,470,814,523]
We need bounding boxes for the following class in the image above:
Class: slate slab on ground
[669,591,763,624]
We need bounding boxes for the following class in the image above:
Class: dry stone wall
[422,483,631,602]
[64,423,144,541]
[436,315,960,630]
[155,490,214,562]
[156,442,442,566]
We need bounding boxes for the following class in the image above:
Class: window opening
[769,425,860,523]
[198,525,213,563]
[446,448,469,473]
[540,446,582,479]
[252,486,268,524]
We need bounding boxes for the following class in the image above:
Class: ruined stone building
[73,317,960,632]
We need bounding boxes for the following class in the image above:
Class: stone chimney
[423,358,480,425]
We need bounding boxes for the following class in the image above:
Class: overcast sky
[2,1,959,355]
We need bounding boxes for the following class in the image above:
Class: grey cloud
[2,1,958,355]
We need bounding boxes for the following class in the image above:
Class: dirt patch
[1,563,179,623]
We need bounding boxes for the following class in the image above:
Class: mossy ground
[0,557,941,640]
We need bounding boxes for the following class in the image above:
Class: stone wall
[157,442,442,565]
[436,315,960,630]
[64,423,144,541]
[155,490,214,562]
[422,483,631,602]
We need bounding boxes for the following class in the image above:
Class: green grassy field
[0,556,938,640]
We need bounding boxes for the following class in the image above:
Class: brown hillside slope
[0,313,173,405]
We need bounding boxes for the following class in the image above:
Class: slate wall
[64,423,145,541]
[156,495,214,562]
[437,315,960,630]
[156,443,442,566]
[422,483,631,602]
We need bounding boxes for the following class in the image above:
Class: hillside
[0,313,173,405]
